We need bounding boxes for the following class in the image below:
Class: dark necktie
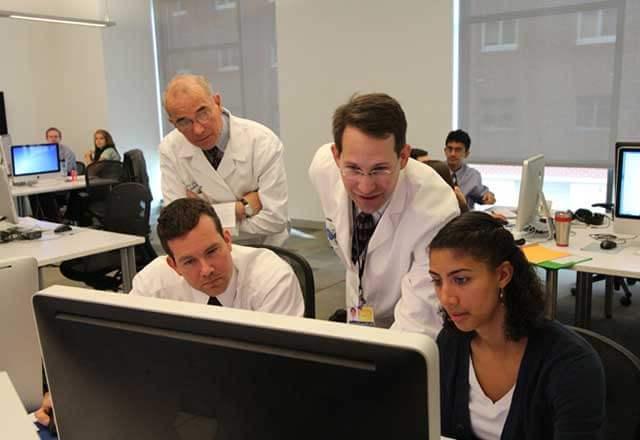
[207,296,222,306]
[351,212,375,264]
[206,146,224,170]
[452,172,458,186]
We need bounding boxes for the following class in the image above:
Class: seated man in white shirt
[130,197,304,317]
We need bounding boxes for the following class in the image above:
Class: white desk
[0,372,39,440]
[538,224,640,327]
[0,217,144,291]
[11,176,89,197]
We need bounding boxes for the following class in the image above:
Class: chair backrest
[250,244,315,318]
[569,326,640,440]
[122,149,151,193]
[75,160,86,175]
[102,182,153,237]
[0,257,41,411]
[86,160,124,187]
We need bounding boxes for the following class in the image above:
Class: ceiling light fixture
[0,10,115,28]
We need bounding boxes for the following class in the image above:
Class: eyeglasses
[173,107,213,132]
[340,165,394,180]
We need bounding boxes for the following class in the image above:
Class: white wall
[0,1,108,158]
[277,0,453,222]
[99,0,162,202]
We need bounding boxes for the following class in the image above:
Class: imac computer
[0,164,19,224]
[10,143,60,184]
[33,286,441,440]
[0,257,41,411]
[614,142,640,235]
[512,154,547,240]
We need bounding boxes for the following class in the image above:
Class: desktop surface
[34,286,441,440]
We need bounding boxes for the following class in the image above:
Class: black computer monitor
[614,142,640,235]
[33,286,441,440]
[10,143,60,184]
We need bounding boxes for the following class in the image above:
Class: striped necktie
[351,212,375,264]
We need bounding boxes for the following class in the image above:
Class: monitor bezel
[514,154,545,233]
[10,143,61,178]
[614,142,640,221]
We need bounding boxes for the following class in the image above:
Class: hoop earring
[499,288,505,302]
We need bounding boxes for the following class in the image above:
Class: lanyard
[352,204,379,308]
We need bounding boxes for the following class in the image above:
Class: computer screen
[514,154,545,237]
[614,142,640,235]
[34,286,441,440]
[10,143,60,183]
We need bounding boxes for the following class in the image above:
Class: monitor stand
[510,191,554,242]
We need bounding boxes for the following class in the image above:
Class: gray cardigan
[437,319,606,440]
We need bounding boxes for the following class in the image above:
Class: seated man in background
[160,74,289,245]
[409,147,430,163]
[309,93,459,336]
[130,198,304,317]
[28,127,77,222]
[444,129,495,210]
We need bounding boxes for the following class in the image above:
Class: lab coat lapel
[216,115,248,181]
[332,181,353,268]
[178,142,236,199]
[366,172,407,254]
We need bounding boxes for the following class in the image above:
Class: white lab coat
[159,113,289,245]
[129,245,304,317]
[309,144,460,337]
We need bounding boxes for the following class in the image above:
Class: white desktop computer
[511,154,551,240]
[614,142,640,236]
[10,143,61,185]
[33,286,441,440]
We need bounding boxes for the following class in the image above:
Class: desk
[0,217,144,291]
[11,176,118,216]
[539,225,640,327]
[0,372,39,440]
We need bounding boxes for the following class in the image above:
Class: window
[154,0,280,136]
[217,46,240,72]
[576,96,610,129]
[480,97,517,130]
[577,9,616,45]
[214,0,236,11]
[481,20,518,52]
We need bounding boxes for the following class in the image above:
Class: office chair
[60,183,157,291]
[122,149,151,195]
[249,244,315,318]
[568,327,640,440]
[66,160,123,226]
[75,160,86,175]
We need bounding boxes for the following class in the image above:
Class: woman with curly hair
[429,211,605,440]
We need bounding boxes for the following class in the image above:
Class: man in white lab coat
[159,74,289,245]
[309,93,459,337]
[130,198,304,317]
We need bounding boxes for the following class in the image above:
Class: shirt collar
[214,264,237,307]
[215,109,231,152]
[353,199,390,224]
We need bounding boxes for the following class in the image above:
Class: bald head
[163,74,214,114]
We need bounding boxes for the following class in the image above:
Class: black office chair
[66,160,124,226]
[569,326,640,440]
[75,160,86,175]
[60,183,157,291]
[122,149,151,194]
[249,244,315,318]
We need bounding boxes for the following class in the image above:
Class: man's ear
[223,229,233,251]
[331,144,341,167]
[166,255,179,274]
[399,144,411,169]
[464,148,470,159]
[213,94,222,107]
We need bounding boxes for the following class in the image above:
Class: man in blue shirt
[444,129,495,210]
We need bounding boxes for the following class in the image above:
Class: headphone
[572,208,605,226]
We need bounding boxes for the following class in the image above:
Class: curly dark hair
[430,211,545,340]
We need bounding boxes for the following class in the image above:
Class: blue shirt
[451,163,491,210]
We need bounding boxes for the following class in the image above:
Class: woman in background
[430,211,605,440]
[84,129,120,164]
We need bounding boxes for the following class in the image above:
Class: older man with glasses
[309,93,459,336]
[159,74,289,245]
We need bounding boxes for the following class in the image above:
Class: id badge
[347,305,375,326]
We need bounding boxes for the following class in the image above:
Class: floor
[41,226,640,359]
